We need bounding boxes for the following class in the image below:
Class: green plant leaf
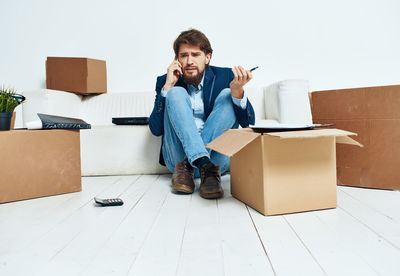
[0,86,24,113]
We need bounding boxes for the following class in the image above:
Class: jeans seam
[166,100,183,151]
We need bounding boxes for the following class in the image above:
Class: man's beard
[182,68,204,87]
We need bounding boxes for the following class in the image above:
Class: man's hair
[173,29,213,57]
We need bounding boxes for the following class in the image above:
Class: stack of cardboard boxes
[0,57,106,203]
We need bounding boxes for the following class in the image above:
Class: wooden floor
[1,174,400,276]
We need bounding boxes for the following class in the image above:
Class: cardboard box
[0,129,81,203]
[46,57,107,95]
[11,112,16,130]
[311,85,400,190]
[206,128,361,216]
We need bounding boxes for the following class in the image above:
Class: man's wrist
[232,92,248,109]
[163,84,173,91]
[231,87,244,99]
[231,93,243,100]
[161,89,168,97]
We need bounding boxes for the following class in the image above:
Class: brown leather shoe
[199,163,223,199]
[171,159,195,194]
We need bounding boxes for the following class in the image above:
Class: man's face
[177,43,211,86]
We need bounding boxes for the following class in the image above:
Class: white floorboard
[127,177,193,276]
[338,188,400,250]
[42,175,147,276]
[339,186,400,223]
[83,175,169,276]
[174,182,224,276]
[249,209,325,276]
[217,178,274,276]
[283,210,379,276]
[0,176,119,259]
[1,176,133,275]
[1,175,400,276]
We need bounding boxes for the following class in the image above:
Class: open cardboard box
[0,129,81,203]
[207,128,362,216]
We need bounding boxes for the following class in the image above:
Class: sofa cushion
[80,125,169,176]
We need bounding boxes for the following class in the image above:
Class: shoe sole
[172,184,194,194]
[200,190,224,199]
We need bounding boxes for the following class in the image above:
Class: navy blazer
[149,65,256,165]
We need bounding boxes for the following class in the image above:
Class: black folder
[112,117,149,125]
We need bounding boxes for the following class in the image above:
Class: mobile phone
[94,197,124,206]
[174,58,182,76]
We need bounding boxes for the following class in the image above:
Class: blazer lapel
[203,67,215,117]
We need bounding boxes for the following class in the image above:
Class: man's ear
[206,53,211,65]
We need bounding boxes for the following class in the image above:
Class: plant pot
[0,112,13,131]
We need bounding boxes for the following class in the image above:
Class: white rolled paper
[26,120,43,129]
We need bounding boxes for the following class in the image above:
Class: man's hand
[163,59,183,91]
[230,66,253,99]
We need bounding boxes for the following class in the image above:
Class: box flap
[206,129,260,157]
[266,128,362,147]
[335,135,363,147]
[266,128,351,138]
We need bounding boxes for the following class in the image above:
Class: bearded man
[149,29,255,199]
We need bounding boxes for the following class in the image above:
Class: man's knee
[215,88,232,103]
[214,88,235,114]
[165,87,189,105]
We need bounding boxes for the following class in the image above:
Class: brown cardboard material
[311,85,400,190]
[46,57,107,94]
[0,129,81,203]
[11,112,16,130]
[206,128,361,216]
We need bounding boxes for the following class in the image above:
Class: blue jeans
[162,87,239,178]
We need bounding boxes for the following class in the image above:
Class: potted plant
[0,87,25,130]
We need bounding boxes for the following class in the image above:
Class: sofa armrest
[21,89,82,128]
[264,80,312,124]
[244,87,266,120]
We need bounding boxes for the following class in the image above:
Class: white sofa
[21,80,312,176]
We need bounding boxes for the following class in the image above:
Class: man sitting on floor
[149,29,255,199]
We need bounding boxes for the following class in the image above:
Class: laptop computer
[37,113,91,129]
[112,117,149,125]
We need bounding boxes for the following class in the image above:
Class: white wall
[1,0,400,93]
